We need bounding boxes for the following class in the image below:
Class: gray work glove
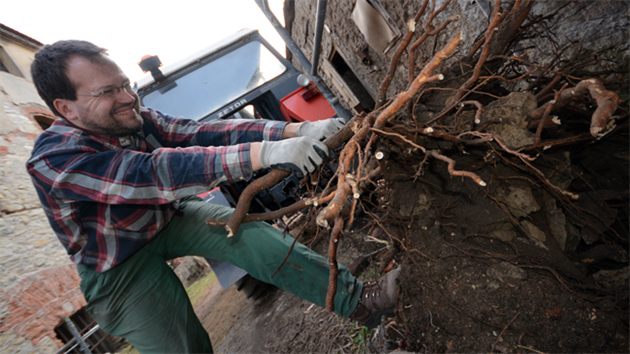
[259,137,330,177]
[295,117,346,141]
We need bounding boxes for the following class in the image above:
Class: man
[27,40,399,353]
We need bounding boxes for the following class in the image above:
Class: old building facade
[285,0,628,115]
[0,23,93,353]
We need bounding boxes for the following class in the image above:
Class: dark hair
[31,40,110,117]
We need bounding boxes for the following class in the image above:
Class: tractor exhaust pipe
[311,0,327,77]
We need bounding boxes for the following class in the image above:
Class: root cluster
[206,0,626,312]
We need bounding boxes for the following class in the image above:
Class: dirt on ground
[196,149,629,353]
[195,275,356,353]
[196,220,628,354]
[194,108,629,353]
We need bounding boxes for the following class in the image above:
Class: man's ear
[53,98,78,121]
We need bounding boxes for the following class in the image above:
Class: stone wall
[289,0,629,109]
[0,87,70,290]
[1,54,81,351]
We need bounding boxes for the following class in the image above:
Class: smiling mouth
[115,108,134,115]
[113,105,137,116]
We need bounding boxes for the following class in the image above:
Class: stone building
[284,0,628,114]
[0,24,119,353]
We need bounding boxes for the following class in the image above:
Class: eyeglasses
[77,82,133,99]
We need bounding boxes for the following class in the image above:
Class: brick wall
[0,264,86,350]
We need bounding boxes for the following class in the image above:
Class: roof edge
[0,23,43,49]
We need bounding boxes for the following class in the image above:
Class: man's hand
[296,117,346,141]
[257,137,329,177]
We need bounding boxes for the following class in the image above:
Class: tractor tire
[234,274,275,300]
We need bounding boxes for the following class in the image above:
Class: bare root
[527,78,620,138]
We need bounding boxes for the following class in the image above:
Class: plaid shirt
[27,107,287,272]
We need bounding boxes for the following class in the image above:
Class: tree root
[317,31,463,230]
[326,216,344,311]
[408,0,458,87]
[376,0,431,108]
[205,191,335,227]
[200,0,626,321]
[527,78,620,138]
[209,116,363,237]
[534,83,568,146]
[370,128,486,186]
[427,150,487,187]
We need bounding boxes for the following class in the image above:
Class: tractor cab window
[141,41,286,121]
[225,105,256,119]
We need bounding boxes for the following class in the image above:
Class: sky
[0,0,286,82]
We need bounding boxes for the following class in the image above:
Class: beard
[78,100,144,137]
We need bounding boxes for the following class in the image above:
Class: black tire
[235,274,275,300]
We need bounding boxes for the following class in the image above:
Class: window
[33,114,56,130]
[141,41,287,121]
[329,49,375,112]
[0,46,24,78]
[0,57,8,73]
[54,308,123,353]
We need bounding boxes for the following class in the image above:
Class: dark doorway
[329,49,375,112]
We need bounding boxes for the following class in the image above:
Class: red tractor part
[279,83,336,122]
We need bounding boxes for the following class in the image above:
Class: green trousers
[77,198,362,353]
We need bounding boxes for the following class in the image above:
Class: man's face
[56,55,143,136]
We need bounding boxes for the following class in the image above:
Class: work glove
[259,137,330,177]
[296,117,346,141]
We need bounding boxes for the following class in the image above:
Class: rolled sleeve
[264,120,288,141]
[215,143,253,184]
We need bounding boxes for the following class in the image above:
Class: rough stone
[571,191,618,245]
[0,203,70,289]
[592,267,630,290]
[543,192,568,251]
[390,181,432,218]
[494,185,541,218]
[487,280,501,291]
[483,222,517,242]
[481,92,538,150]
[520,220,548,250]
[486,262,527,282]
[400,192,430,217]
[61,302,74,313]
[0,111,59,294]
[32,335,58,352]
[489,228,516,243]
[523,0,629,77]
[564,221,582,254]
[0,86,82,353]
[540,152,576,190]
[0,330,33,354]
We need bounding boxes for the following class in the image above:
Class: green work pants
[77,198,362,353]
